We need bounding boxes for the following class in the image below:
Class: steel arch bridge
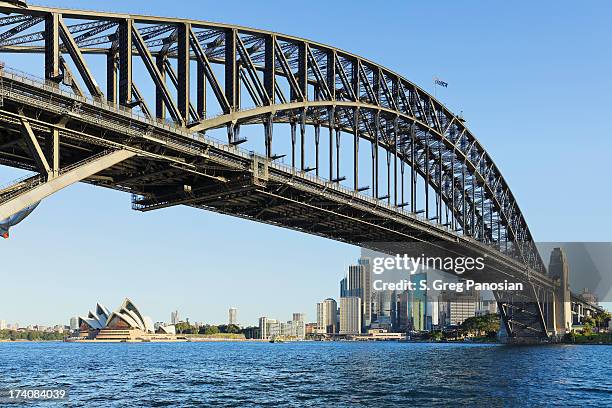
[0,3,591,341]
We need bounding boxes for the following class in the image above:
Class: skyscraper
[259,316,268,339]
[69,316,79,331]
[229,307,238,325]
[0,320,6,330]
[358,257,372,329]
[398,272,428,331]
[339,297,362,335]
[438,289,478,327]
[259,317,280,340]
[291,313,306,340]
[171,310,180,325]
[316,298,338,334]
[340,259,372,332]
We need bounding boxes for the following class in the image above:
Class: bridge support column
[353,109,359,190]
[300,110,306,170]
[44,13,60,82]
[549,247,572,335]
[106,51,118,103]
[118,19,133,106]
[290,121,296,168]
[314,123,320,177]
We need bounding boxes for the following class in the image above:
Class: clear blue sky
[1,1,611,326]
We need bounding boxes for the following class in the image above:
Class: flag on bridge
[433,77,448,88]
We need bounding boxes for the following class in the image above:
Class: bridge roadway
[0,4,603,341]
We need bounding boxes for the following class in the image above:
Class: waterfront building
[438,290,478,327]
[259,317,268,339]
[229,307,238,326]
[305,322,318,335]
[71,298,176,342]
[0,320,6,330]
[259,317,281,340]
[289,313,306,339]
[243,326,260,339]
[316,298,338,334]
[339,297,362,335]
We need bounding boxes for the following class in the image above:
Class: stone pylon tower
[549,248,572,334]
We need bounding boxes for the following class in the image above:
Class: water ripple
[0,342,610,406]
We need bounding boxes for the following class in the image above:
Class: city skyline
[1,0,611,326]
[2,250,606,334]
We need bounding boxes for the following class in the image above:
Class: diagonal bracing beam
[189,27,230,114]
[57,17,103,97]
[19,116,51,177]
[131,24,183,125]
[0,149,135,220]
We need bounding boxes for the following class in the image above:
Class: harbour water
[0,341,610,406]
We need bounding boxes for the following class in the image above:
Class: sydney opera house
[71,298,177,342]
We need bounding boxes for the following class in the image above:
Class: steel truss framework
[0,4,578,340]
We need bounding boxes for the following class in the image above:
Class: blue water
[0,342,610,407]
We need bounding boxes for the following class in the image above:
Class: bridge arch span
[0,4,544,271]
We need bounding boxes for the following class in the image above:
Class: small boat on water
[269,338,285,343]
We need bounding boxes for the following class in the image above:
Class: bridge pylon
[548,247,572,335]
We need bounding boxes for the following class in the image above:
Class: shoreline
[1,338,610,345]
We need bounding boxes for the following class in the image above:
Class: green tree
[460,314,500,337]
[175,322,195,334]
[595,311,610,329]
[198,325,219,335]
[582,315,595,335]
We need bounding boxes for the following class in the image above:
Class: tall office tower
[69,316,79,331]
[391,290,400,331]
[438,289,478,327]
[340,260,373,332]
[316,298,338,334]
[358,257,372,330]
[0,320,6,330]
[259,317,268,339]
[376,288,393,328]
[339,297,362,335]
[228,307,238,325]
[292,313,306,339]
[400,272,428,331]
[427,298,439,330]
[171,310,180,325]
[340,265,363,298]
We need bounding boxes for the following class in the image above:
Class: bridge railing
[0,173,45,204]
